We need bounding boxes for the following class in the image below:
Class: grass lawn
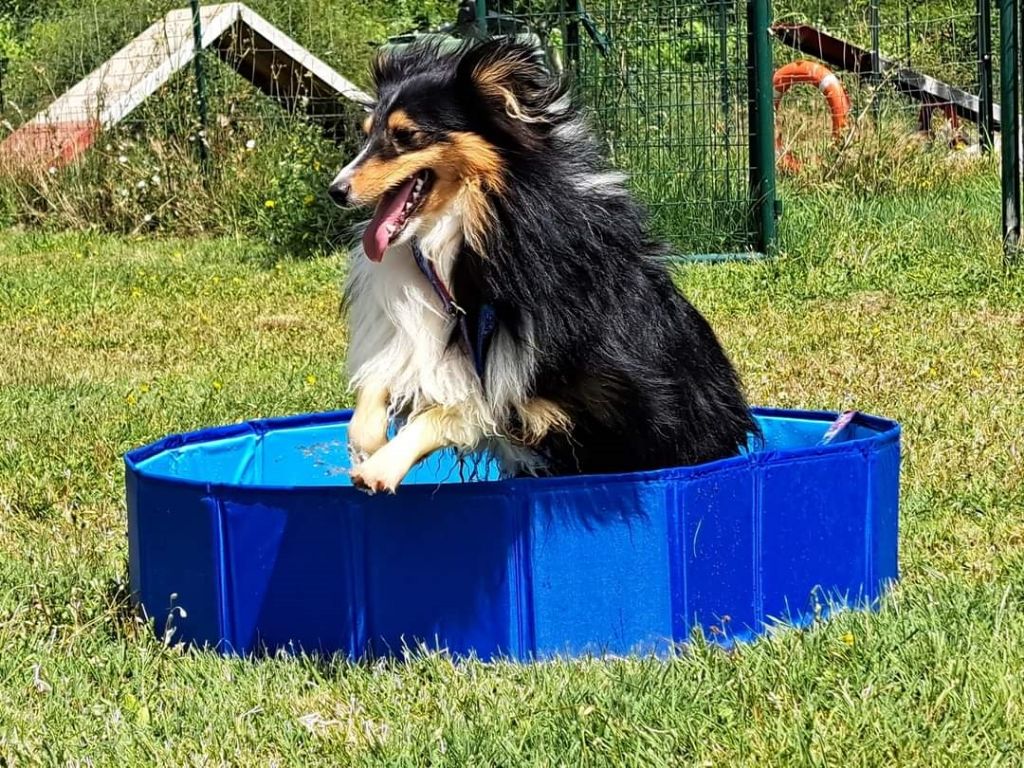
[1,163,1023,765]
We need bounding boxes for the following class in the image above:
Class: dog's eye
[392,127,421,147]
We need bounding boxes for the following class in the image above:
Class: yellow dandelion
[126,393,137,406]
[264,199,277,208]
[212,380,223,392]
[305,374,317,386]
[139,383,151,394]
[303,193,316,206]
[840,632,855,646]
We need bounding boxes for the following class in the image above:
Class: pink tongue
[362,178,417,262]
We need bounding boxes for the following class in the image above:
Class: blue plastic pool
[125,408,900,659]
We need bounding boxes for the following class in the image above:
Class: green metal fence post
[869,0,881,122]
[904,7,911,67]
[564,0,580,73]
[978,0,994,152]
[189,0,211,175]
[1000,0,1020,248]
[718,0,732,196]
[747,0,777,255]
[475,0,487,36]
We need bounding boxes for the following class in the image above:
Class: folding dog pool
[125,408,900,659]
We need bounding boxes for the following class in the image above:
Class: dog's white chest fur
[344,207,548,479]
[344,216,541,473]
[345,238,482,417]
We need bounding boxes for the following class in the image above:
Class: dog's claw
[350,470,374,494]
[350,467,397,495]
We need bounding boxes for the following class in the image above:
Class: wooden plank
[0,121,100,173]
[31,4,242,128]
[235,5,371,108]
[0,3,372,171]
[214,6,372,140]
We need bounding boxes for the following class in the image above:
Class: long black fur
[371,39,758,474]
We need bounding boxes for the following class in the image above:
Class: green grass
[2,162,1024,765]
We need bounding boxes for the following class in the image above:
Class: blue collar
[411,239,496,382]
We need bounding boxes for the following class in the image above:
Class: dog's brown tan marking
[386,109,417,133]
[393,131,504,252]
[455,181,497,254]
[470,48,549,125]
[446,132,506,192]
[473,57,526,107]
[346,146,444,202]
[350,405,481,493]
[515,398,572,445]
[361,114,373,135]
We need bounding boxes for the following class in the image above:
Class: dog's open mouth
[362,169,433,262]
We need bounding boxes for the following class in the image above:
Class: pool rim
[124,406,900,495]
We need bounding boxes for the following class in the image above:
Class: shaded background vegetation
[0,0,999,255]
[0,0,451,254]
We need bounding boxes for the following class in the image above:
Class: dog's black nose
[328,180,351,206]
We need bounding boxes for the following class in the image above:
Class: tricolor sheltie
[329,39,757,493]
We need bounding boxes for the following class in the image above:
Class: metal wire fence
[477,0,773,255]
[771,1,994,178]
[0,0,778,256]
[0,0,417,252]
[1,0,1007,256]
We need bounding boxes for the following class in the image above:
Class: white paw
[347,410,389,459]
[349,456,403,495]
[347,445,370,467]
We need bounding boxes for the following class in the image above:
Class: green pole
[869,0,880,122]
[904,7,911,67]
[190,0,210,174]
[718,0,731,199]
[476,0,487,36]
[566,0,580,73]
[747,0,777,255]
[1000,0,1020,248]
[978,0,994,152]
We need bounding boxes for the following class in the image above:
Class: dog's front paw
[348,408,389,459]
[348,445,370,468]
[349,455,403,495]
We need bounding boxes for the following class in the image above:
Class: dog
[329,38,757,493]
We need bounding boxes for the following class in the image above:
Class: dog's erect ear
[458,39,563,131]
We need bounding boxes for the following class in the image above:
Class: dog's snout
[328,179,351,207]
[330,147,369,207]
